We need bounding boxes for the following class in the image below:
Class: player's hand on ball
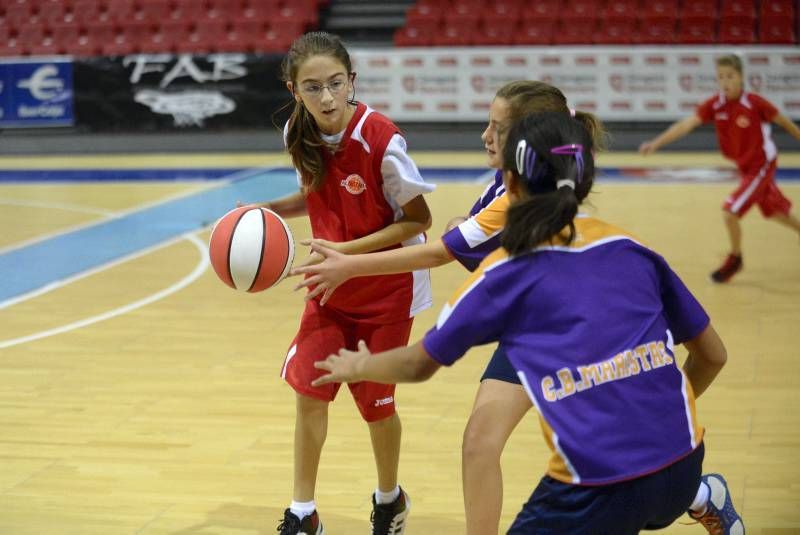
[291,239,354,305]
[312,340,371,386]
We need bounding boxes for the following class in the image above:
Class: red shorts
[724,160,792,218]
[280,299,413,422]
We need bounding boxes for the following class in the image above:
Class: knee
[462,417,504,463]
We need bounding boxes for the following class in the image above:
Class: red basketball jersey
[300,102,432,323]
[696,92,779,174]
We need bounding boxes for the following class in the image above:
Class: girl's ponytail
[500,112,595,255]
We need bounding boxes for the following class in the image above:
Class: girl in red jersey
[246,32,433,535]
[293,81,606,535]
[640,54,800,283]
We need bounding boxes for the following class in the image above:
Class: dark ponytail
[500,112,594,255]
[279,32,354,192]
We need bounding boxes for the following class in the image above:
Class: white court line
[0,198,116,216]
[0,166,269,256]
[0,232,209,350]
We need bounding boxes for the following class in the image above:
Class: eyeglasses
[298,78,349,98]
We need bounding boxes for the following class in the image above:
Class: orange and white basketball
[209,206,294,292]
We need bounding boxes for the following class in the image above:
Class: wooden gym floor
[0,151,798,534]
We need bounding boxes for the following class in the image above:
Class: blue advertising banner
[0,58,74,128]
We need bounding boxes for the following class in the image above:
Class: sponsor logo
[341,174,366,195]
[437,56,457,66]
[437,102,457,111]
[540,56,561,65]
[17,65,64,100]
[748,55,769,65]
[680,56,700,64]
[374,396,394,407]
[610,55,631,65]
[403,57,423,67]
[784,55,800,65]
[735,115,750,128]
[471,56,491,66]
[402,75,416,93]
[575,56,596,65]
[645,56,666,65]
[505,56,526,66]
[679,74,693,92]
[748,74,763,92]
[134,89,235,126]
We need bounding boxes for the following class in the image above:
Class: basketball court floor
[1,150,798,534]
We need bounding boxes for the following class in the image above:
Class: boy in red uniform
[640,54,800,282]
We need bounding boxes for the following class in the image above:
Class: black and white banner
[74,53,290,130]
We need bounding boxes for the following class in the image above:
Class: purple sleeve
[441,228,502,272]
[658,258,710,344]
[469,170,504,216]
[422,280,503,366]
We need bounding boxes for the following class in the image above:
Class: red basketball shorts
[724,160,791,218]
[280,299,413,422]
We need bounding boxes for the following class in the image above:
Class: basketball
[208,206,295,292]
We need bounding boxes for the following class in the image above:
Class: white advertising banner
[350,46,800,122]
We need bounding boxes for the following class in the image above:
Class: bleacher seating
[395,0,799,46]
[0,0,325,57]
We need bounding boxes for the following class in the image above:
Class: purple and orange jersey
[424,216,708,485]
[442,170,509,271]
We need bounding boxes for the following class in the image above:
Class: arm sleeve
[695,96,716,123]
[381,134,435,207]
[441,193,508,271]
[423,277,504,366]
[469,170,506,216]
[753,94,779,122]
[657,257,710,344]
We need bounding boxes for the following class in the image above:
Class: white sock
[375,486,400,504]
[689,482,710,514]
[289,499,316,519]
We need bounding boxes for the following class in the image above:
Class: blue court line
[1,167,799,182]
[0,168,298,303]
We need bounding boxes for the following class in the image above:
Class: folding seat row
[394,15,796,46]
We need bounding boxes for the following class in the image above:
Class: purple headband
[550,143,585,186]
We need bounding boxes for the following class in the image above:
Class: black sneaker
[711,254,742,283]
[277,508,324,535]
[371,487,410,535]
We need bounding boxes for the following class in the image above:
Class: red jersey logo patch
[735,115,750,128]
[341,174,366,195]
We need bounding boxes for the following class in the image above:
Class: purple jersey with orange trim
[424,216,708,485]
[442,171,508,271]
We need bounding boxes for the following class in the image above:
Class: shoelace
[277,513,301,534]
[370,504,396,535]
[681,511,723,535]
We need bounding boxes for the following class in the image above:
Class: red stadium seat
[443,2,480,26]
[472,20,516,46]
[512,23,553,45]
[594,19,635,44]
[718,19,755,43]
[405,3,443,26]
[431,21,476,46]
[633,18,675,44]
[676,19,716,43]
[49,19,81,45]
[5,2,37,26]
[641,0,679,19]
[760,0,794,20]
[394,20,438,47]
[681,0,718,24]
[720,0,755,17]
[521,0,559,24]
[602,0,638,23]
[560,0,599,24]
[104,0,137,23]
[171,0,208,23]
[552,20,597,44]
[139,0,172,23]
[759,16,796,44]
[254,22,304,53]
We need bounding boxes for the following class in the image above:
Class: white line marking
[0,232,209,349]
